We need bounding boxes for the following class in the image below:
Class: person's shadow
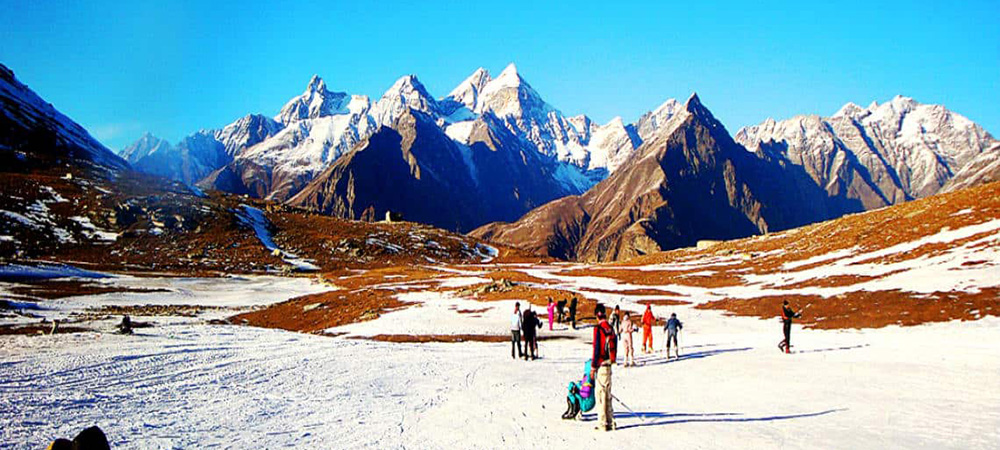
[582,409,845,429]
[637,346,753,366]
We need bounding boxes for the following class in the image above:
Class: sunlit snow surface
[2,216,1000,448]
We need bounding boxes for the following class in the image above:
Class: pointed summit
[372,74,439,125]
[306,75,325,93]
[834,102,865,119]
[276,74,349,124]
[684,92,702,110]
[490,63,524,91]
[446,68,492,110]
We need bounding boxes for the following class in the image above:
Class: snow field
[1,271,998,448]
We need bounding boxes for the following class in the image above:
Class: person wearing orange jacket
[641,304,654,353]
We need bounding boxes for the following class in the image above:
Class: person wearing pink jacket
[547,297,555,331]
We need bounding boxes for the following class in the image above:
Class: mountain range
[113,64,998,258]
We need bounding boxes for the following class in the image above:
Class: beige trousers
[596,362,613,429]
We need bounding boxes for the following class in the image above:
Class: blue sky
[2,0,998,150]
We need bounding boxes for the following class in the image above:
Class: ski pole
[611,394,646,422]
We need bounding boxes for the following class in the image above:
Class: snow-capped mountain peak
[832,102,865,119]
[445,67,492,110]
[276,76,350,124]
[372,74,440,125]
[305,74,325,93]
[120,132,172,162]
[489,63,523,91]
[635,98,682,141]
[735,95,997,204]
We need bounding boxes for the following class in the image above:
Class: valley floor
[2,272,998,449]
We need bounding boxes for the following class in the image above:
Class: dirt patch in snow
[448,283,604,325]
[696,287,1000,329]
[635,299,691,306]
[8,280,171,299]
[771,273,906,290]
[90,304,237,317]
[0,323,92,335]
[232,288,414,333]
[476,269,559,285]
[352,334,576,343]
[561,268,744,288]
[321,266,456,291]
[576,287,684,296]
[454,307,491,314]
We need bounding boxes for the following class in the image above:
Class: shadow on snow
[585,408,847,430]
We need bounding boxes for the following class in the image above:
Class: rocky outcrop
[471,94,846,262]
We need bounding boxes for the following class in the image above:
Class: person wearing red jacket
[641,304,654,353]
[592,304,617,431]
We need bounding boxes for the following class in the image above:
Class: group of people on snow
[552,299,803,432]
[510,302,543,360]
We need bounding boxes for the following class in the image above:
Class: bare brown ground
[0,324,91,335]
[448,283,605,325]
[772,272,905,290]
[351,334,575,343]
[8,281,170,300]
[576,287,684,296]
[454,307,491,314]
[93,304,236,317]
[696,287,1000,329]
[559,268,743,289]
[322,266,456,290]
[232,288,413,333]
[613,182,1000,278]
[635,299,691,306]
[475,270,559,285]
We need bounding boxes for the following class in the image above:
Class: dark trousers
[511,330,522,358]
[570,311,576,329]
[524,333,537,359]
[782,321,792,347]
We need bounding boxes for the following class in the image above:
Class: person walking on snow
[664,312,683,358]
[610,305,622,339]
[622,311,636,366]
[641,304,654,353]
[547,297,555,331]
[523,306,542,360]
[778,300,801,354]
[510,302,523,359]
[569,296,578,330]
[592,304,617,431]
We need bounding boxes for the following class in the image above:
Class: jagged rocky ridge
[471,94,997,261]
[124,64,996,248]
[129,64,667,231]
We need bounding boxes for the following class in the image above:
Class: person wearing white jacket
[510,302,523,359]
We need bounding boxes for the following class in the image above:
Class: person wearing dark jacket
[778,300,802,354]
[569,297,578,330]
[523,307,542,360]
[664,313,682,358]
[592,304,617,431]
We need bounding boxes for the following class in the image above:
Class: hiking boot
[561,398,576,420]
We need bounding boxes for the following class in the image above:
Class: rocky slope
[0,65,511,273]
[471,95,845,261]
[941,142,1000,193]
[121,114,281,186]
[0,63,126,173]
[735,96,997,208]
[287,109,586,232]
